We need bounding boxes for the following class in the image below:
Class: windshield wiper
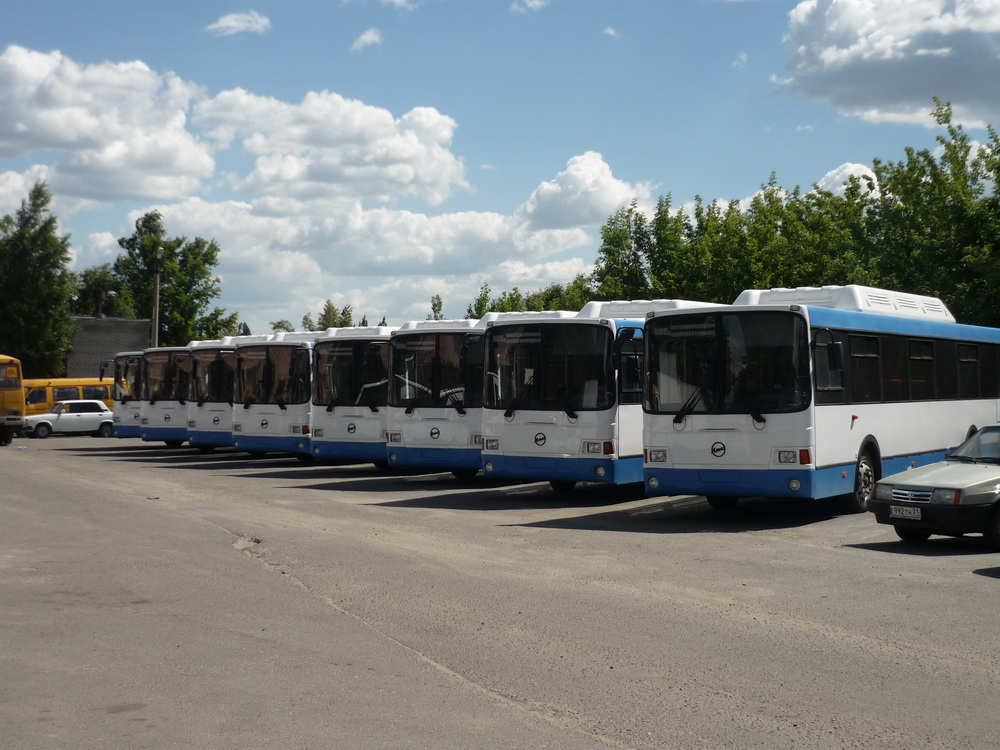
[445,391,466,416]
[946,454,976,463]
[504,376,535,419]
[673,388,703,424]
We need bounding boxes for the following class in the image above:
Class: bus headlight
[647,449,668,463]
[778,450,797,464]
[387,431,402,443]
[484,437,500,451]
[470,433,482,446]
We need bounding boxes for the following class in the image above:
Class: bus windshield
[236,345,311,406]
[114,355,142,402]
[191,349,236,405]
[389,333,484,411]
[485,323,614,413]
[142,351,191,403]
[645,311,811,417]
[314,341,390,410]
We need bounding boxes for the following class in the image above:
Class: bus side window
[82,385,110,400]
[26,387,48,406]
[813,333,845,405]
[53,386,79,401]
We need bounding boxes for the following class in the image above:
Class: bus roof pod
[578,299,719,319]
[733,285,956,323]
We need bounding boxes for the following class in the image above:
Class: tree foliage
[0,182,77,376]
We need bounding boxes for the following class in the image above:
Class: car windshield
[947,427,1000,463]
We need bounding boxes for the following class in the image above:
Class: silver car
[868,425,1000,548]
[23,399,115,439]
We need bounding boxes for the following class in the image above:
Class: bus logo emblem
[260,419,269,429]
[164,414,170,422]
[347,423,357,434]
[430,428,440,439]
[213,416,220,425]
[711,442,726,457]
[534,433,546,446]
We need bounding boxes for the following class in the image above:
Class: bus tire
[452,468,479,480]
[549,480,577,493]
[0,427,11,445]
[706,495,738,510]
[984,506,1000,551]
[372,460,390,471]
[894,525,931,543]
[847,449,878,514]
[164,440,184,448]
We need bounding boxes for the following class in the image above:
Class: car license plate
[889,505,922,520]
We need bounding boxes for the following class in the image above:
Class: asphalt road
[2,436,999,750]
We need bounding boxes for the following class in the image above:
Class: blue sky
[2,0,999,334]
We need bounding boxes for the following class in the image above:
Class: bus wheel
[372,460,390,471]
[847,450,878,513]
[164,440,184,448]
[894,526,931,543]
[452,468,479,480]
[549,480,577,493]
[706,495,738,509]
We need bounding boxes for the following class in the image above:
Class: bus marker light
[799,449,811,464]
[484,461,494,473]
[648,476,660,490]
[595,466,606,478]
[603,441,614,455]
[789,479,802,491]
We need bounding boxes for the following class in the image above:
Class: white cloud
[604,27,619,39]
[511,0,549,13]
[206,11,271,37]
[515,151,655,231]
[0,46,213,201]
[352,28,383,52]
[815,162,878,196]
[205,10,271,36]
[194,88,467,206]
[783,0,1000,126]
[732,52,748,69]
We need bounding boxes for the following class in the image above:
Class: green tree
[318,300,341,328]
[113,211,238,346]
[429,294,445,320]
[301,313,317,331]
[0,182,77,376]
[466,284,490,318]
[270,319,294,332]
[340,305,354,327]
[72,263,132,318]
[592,198,650,300]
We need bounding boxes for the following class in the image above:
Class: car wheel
[894,525,932,543]
[97,422,114,438]
[33,423,52,439]
[706,495,739,509]
[984,506,1000,551]
[549,480,577,493]
[845,449,878,513]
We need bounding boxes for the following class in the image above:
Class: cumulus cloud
[206,11,271,37]
[515,151,655,231]
[604,27,619,39]
[352,28,382,52]
[815,162,878,196]
[783,0,1000,126]
[0,45,213,201]
[511,0,549,12]
[194,88,467,206]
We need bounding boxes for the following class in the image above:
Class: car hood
[881,459,1000,489]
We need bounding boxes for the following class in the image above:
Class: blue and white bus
[232,331,329,457]
[139,345,192,446]
[642,285,1000,511]
[480,300,715,491]
[385,316,498,478]
[107,350,143,438]
[310,325,396,466]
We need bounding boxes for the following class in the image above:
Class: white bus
[386,316,497,478]
[311,325,396,466]
[642,285,1000,511]
[104,350,143,438]
[139,345,192,446]
[480,300,715,491]
[232,331,329,457]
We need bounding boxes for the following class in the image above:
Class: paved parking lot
[3,436,1000,749]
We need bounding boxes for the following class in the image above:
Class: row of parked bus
[103,285,1000,512]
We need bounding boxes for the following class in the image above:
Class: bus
[23,377,114,417]
[311,325,396,466]
[642,285,1000,512]
[0,353,24,445]
[385,316,498,478]
[187,337,236,450]
[104,351,143,438]
[232,331,329,457]
[480,300,715,491]
[140,345,192,446]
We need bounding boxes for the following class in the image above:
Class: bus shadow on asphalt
[367,481,650,511]
[512,494,845,534]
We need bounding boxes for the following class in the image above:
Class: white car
[23,399,115,439]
